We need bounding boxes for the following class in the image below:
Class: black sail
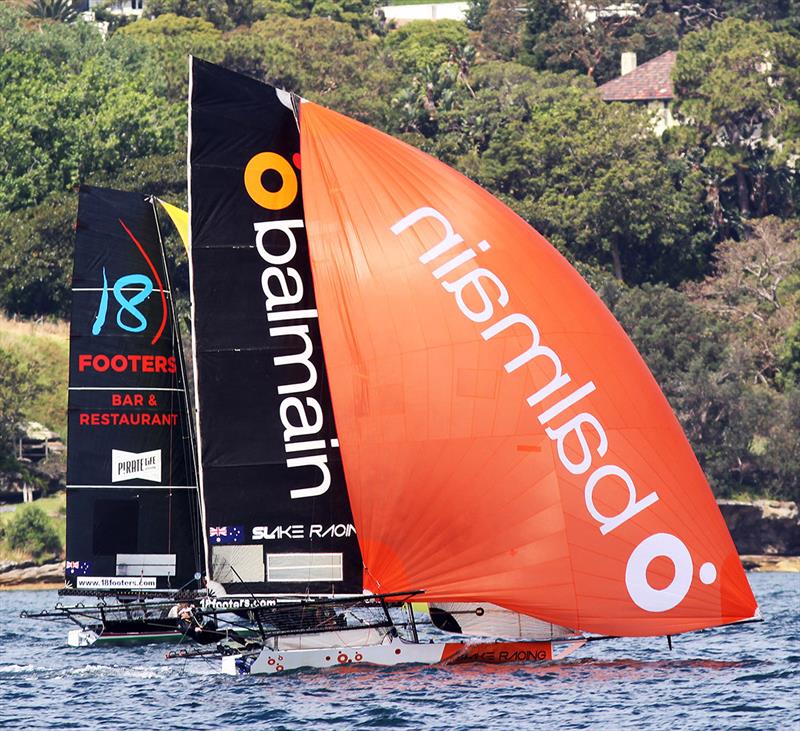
[188,58,363,595]
[66,186,202,592]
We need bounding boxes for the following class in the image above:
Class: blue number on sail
[92,267,154,335]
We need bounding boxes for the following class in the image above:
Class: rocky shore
[718,499,799,556]
[0,559,63,589]
[0,500,797,590]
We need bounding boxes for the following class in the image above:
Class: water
[1,573,797,730]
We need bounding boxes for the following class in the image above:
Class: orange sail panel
[299,100,757,636]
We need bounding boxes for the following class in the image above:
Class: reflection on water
[0,573,797,730]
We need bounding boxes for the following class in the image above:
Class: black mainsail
[66,186,202,592]
[188,59,362,595]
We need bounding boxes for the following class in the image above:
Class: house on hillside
[598,50,678,136]
[73,0,145,16]
[379,2,468,25]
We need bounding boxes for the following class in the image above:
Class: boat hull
[67,627,184,647]
[222,636,585,675]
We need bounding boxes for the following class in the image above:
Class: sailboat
[179,59,759,675]
[24,186,214,646]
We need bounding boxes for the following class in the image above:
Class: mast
[186,57,212,583]
[149,194,205,582]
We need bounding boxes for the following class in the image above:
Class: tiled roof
[598,51,677,102]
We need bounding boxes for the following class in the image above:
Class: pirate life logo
[91,219,167,346]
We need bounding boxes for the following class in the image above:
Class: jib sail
[66,186,202,592]
[188,59,362,595]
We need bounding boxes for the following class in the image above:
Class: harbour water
[1,572,797,730]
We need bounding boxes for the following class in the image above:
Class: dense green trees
[0,2,798,499]
[0,348,42,468]
[3,504,62,557]
[0,9,182,212]
[672,18,800,223]
[431,66,710,283]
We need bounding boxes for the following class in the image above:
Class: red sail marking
[299,100,757,637]
[118,218,167,346]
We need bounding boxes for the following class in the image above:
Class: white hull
[222,635,586,675]
[68,629,100,647]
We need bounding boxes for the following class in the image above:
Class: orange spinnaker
[300,101,757,636]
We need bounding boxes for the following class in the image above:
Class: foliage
[0,192,76,318]
[146,0,379,33]
[145,0,260,29]
[0,314,69,439]
[433,67,711,283]
[0,346,43,466]
[224,17,390,122]
[478,0,523,60]
[464,0,488,31]
[382,20,474,134]
[684,217,800,387]
[609,282,799,501]
[672,18,800,221]
[0,0,798,502]
[0,10,183,212]
[26,0,77,22]
[519,1,679,84]
[3,504,62,557]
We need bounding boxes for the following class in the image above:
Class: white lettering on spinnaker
[393,206,707,614]
[625,533,693,612]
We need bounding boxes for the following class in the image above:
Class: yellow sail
[156,199,189,251]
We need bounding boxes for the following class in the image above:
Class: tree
[434,68,712,284]
[224,17,390,122]
[0,348,43,467]
[464,0,489,31]
[0,193,75,318]
[523,1,679,83]
[607,281,800,501]
[684,217,800,387]
[520,0,567,69]
[381,20,474,134]
[3,504,62,558]
[27,0,77,22]
[479,0,523,60]
[115,13,224,101]
[0,11,183,212]
[672,18,800,220]
[145,0,259,30]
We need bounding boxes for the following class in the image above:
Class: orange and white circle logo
[244,152,297,210]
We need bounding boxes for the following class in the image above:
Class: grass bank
[0,313,69,439]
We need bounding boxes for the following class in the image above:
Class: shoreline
[1,555,798,591]
[1,581,62,591]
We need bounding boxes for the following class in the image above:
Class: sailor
[168,601,187,619]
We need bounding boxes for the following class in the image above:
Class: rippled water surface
[1,573,798,730]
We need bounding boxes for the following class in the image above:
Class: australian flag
[208,526,244,544]
[65,560,90,575]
